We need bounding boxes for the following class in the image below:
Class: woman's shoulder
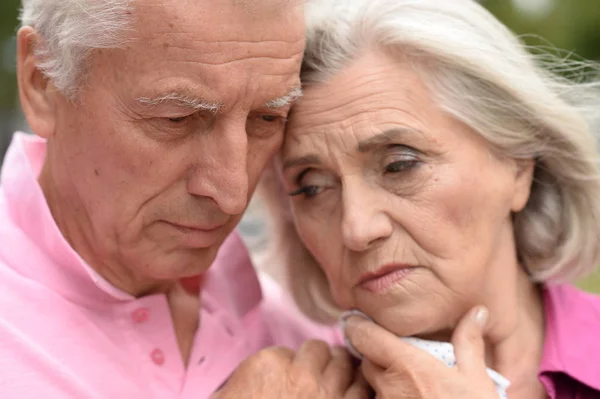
[540,283,600,396]
[544,283,600,313]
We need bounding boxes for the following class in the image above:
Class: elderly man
[0,0,365,397]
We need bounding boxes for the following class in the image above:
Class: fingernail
[473,306,489,328]
[341,318,366,360]
[339,310,372,360]
[340,310,372,332]
[341,316,365,338]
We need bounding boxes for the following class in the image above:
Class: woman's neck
[486,268,547,398]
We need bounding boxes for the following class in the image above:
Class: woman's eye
[287,168,331,199]
[386,159,419,173]
[289,185,322,198]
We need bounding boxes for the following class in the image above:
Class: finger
[322,346,355,393]
[344,366,373,399]
[344,316,427,369]
[452,306,489,375]
[294,340,332,372]
[359,358,388,392]
[251,346,295,367]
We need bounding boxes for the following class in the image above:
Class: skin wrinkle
[158,55,302,65]
[291,105,431,134]
[290,69,424,126]
[158,39,305,57]
[160,38,305,48]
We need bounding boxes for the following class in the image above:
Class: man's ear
[17,27,57,139]
[511,158,535,213]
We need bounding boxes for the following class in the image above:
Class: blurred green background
[0,0,599,291]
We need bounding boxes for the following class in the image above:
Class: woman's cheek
[295,206,353,306]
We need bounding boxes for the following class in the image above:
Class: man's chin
[140,246,219,280]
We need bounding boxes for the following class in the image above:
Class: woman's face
[281,50,534,338]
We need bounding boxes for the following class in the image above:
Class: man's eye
[167,116,188,123]
[261,114,282,122]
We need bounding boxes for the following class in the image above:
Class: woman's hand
[212,340,370,399]
[344,306,499,398]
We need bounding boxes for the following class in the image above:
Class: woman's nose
[341,183,393,252]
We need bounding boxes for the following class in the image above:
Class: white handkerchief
[340,310,509,398]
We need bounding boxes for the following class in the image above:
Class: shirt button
[151,348,165,366]
[132,307,149,324]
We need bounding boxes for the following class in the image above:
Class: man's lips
[358,264,417,294]
[163,220,226,247]
[165,221,225,232]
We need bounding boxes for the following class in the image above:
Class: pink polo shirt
[539,284,600,398]
[0,133,340,398]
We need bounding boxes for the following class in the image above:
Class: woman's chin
[354,299,455,340]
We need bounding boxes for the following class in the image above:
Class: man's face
[43,0,305,285]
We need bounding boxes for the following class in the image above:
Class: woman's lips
[358,264,416,294]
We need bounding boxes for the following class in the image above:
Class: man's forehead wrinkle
[149,35,304,45]
[146,34,305,63]
[156,37,304,51]
[157,55,300,66]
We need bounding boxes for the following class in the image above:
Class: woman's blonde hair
[257,0,600,324]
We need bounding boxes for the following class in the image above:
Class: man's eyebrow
[358,127,422,153]
[135,92,223,113]
[265,86,303,108]
[282,154,321,170]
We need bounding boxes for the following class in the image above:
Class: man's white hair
[259,0,600,324]
[19,0,134,98]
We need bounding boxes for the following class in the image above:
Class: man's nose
[187,122,249,216]
[341,181,393,252]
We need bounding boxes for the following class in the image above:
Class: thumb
[452,306,489,375]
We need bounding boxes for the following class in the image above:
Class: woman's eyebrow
[358,127,422,153]
[282,127,422,171]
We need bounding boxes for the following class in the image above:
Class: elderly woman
[259,0,600,398]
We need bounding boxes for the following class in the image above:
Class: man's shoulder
[256,270,343,349]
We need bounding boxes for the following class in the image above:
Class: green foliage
[0,0,19,109]
[485,0,600,61]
